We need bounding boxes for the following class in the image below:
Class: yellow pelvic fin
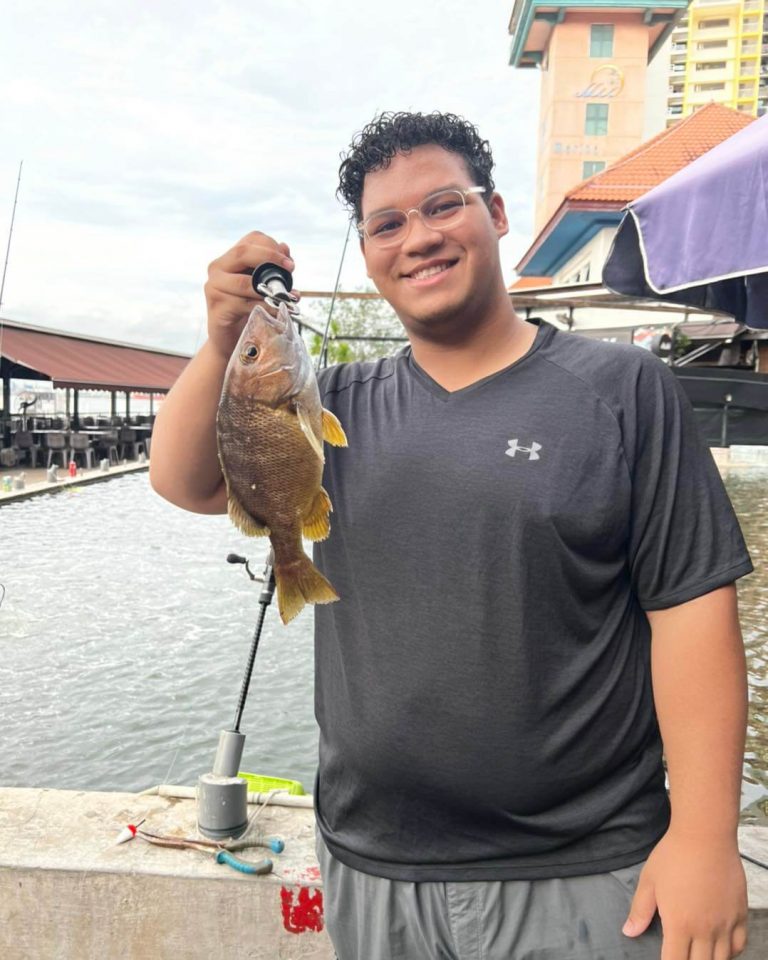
[274,555,339,625]
[227,494,270,538]
[296,402,325,464]
[302,486,333,542]
[322,408,348,447]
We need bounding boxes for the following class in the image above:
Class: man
[150,111,753,960]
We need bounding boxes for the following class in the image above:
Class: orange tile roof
[567,103,754,205]
[507,276,554,290]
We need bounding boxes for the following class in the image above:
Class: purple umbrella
[603,113,768,329]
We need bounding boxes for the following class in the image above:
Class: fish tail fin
[274,555,339,625]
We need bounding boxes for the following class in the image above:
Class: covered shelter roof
[0,319,190,392]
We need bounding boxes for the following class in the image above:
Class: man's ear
[489,192,509,240]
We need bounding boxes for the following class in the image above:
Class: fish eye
[241,344,260,362]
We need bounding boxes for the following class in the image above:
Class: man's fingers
[206,269,261,301]
[660,930,692,960]
[730,922,748,957]
[212,239,294,276]
[623,878,657,937]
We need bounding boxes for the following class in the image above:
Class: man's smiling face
[359,144,509,338]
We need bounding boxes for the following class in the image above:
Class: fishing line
[0,162,24,415]
[315,219,353,372]
[0,583,5,609]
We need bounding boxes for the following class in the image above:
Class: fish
[216,301,347,624]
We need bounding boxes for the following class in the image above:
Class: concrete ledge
[1,788,767,959]
[711,445,768,469]
[0,788,333,960]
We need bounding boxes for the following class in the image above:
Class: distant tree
[300,290,405,364]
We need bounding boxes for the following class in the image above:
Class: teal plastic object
[216,850,273,875]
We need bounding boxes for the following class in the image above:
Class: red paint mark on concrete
[302,865,321,882]
[280,886,324,934]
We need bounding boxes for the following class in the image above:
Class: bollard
[100,459,110,472]
[13,474,25,490]
[47,466,58,483]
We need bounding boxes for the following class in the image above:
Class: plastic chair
[70,433,95,470]
[45,433,70,468]
[118,427,144,461]
[96,430,119,466]
[13,430,41,468]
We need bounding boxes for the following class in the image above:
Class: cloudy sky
[0,0,540,353]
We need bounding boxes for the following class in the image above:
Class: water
[0,469,767,819]
[0,473,317,793]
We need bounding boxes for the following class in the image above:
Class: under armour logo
[506,439,541,460]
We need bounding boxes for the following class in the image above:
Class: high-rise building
[508,0,690,232]
[666,0,768,124]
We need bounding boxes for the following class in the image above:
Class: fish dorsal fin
[227,493,270,538]
[296,402,325,464]
[321,409,348,447]
[302,486,333,542]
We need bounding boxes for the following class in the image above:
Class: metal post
[720,395,732,448]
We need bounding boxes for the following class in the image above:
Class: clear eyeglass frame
[357,186,487,249]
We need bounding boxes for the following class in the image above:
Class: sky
[0,0,541,354]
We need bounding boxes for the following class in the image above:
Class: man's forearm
[149,338,229,513]
[648,583,748,839]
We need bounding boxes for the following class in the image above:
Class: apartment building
[667,0,768,123]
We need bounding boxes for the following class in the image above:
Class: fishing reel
[250,262,300,316]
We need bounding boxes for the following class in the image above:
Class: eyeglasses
[357,186,487,249]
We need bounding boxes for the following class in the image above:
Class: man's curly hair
[337,111,495,224]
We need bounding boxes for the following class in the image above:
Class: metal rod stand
[233,554,276,732]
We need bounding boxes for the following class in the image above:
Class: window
[590,24,614,57]
[585,103,609,135]
[699,18,730,29]
[582,160,606,178]
[695,82,726,91]
[697,39,728,49]
[696,60,727,70]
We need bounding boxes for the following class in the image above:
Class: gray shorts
[316,833,663,960]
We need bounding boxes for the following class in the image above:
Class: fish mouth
[255,301,296,338]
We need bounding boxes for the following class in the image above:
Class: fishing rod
[197,550,276,840]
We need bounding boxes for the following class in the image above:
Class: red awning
[0,321,190,392]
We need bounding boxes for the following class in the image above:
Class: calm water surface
[0,470,767,818]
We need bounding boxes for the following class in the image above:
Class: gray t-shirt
[313,318,753,882]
